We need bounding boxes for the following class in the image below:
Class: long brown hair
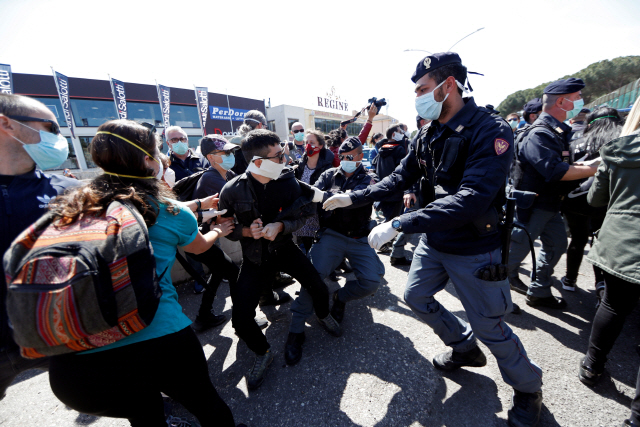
[49,120,177,227]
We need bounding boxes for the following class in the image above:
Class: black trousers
[186,243,240,317]
[232,241,329,355]
[564,211,605,283]
[49,327,235,427]
[585,271,640,422]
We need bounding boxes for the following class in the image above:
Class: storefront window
[128,102,163,126]
[33,97,68,127]
[79,137,98,168]
[268,120,276,132]
[71,99,118,127]
[170,105,200,128]
[288,118,299,130]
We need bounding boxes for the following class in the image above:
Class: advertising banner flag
[0,64,13,94]
[109,76,127,119]
[194,86,208,136]
[156,83,171,131]
[52,69,76,138]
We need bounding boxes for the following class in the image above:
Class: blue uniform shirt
[351,97,513,255]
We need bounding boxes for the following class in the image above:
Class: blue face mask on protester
[340,160,359,173]
[172,141,189,155]
[561,98,584,121]
[294,132,305,142]
[11,120,69,170]
[219,153,235,170]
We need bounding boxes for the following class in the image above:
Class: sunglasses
[7,115,61,135]
[168,137,188,144]
[258,151,285,162]
[292,129,304,134]
[339,154,358,161]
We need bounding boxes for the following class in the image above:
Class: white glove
[323,194,353,211]
[368,221,399,250]
[201,209,227,222]
[312,187,325,203]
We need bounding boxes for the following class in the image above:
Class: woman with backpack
[46,120,239,427]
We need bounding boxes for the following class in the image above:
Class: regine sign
[317,86,349,112]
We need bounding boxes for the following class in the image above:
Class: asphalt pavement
[1,234,638,427]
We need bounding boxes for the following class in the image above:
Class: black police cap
[523,98,543,114]
[339,137,362,154]
[543,78,585,95]
[411,52,462,84]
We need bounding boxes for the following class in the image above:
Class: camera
[367,97,387,115]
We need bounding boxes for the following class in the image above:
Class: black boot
[284,332,306,366]
[330,290,346,323]
[433,345,487,371]
[507,389,542,427]
[192,312,227,332]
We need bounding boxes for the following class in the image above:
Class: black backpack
[172,170,205,202]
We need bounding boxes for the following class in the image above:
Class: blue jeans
[289,229,385,333]
[405,237,542,393]
[507,209,568,298]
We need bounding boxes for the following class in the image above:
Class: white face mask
[392,132,404,142]
[164,167,176,187]
[154,158,164,180]
[247,155,285,180]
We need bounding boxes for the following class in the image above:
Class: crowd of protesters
[1,49,640,427]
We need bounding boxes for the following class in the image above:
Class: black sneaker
[328,271,339,282]
[284,332,305,366]
[330,290,346,323]
[246,350,273,390]
[274,272,295,288]
[578,356,603,387]
[622,419,640,427]
[526,295,567,309]
[433,345,487,371]
[390,256,412,266]
[192,313,227,332]
[509,276,529,295]
[511,302,522,315]
[318,314,343,337]
[507,389,542,427]
[377,242,392,254]
[259,290,292,307]
[561,276,577,292]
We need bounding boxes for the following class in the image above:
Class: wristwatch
[391,217,403,232]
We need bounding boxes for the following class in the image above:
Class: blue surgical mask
[508,119,518,130]
[219,153,235,170]
[561,98,584,121]
[172,141,189,155]
[11,120,69,170]
[415,80,449,121]
[340,160,359,173]
[294,132,305,142]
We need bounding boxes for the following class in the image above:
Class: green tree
[497,56,640,117]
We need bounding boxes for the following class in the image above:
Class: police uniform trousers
[289,228,385,334]
[507,209,568,298]
[405,236,543,393]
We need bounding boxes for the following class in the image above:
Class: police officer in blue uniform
[522,98,543,127]
[508,78,599,309]
[324,52,544,427]
[285,137,385,365]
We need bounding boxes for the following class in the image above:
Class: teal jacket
[586,130,640,285]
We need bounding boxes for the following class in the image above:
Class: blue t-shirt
[83,200,197,353]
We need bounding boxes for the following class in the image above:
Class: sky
[1,0,639,131]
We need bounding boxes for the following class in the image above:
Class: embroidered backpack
[3,201,163,358]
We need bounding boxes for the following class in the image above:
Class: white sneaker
[561,276,577,292]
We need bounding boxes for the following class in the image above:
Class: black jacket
[294,148,335,186]
[218,168,317,265]
[315,164,376,239]
[373,139,406,203]
[168,149,209,181]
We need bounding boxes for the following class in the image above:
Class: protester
[324,52,544,427]
[372,123,411,265]
[325,128,346,167]
[46,119,237,426]
[508,78,599,309]
[0,94,81,400]
[506,113,520,134]
[231,110,268,174]
[166,126,208,181]
[290,122,306,161]
[569,108,591,140]
[369,132,384,161]
[286,136,384,365]
[218,129,341,390]
[577,100,640,427]
[292,129,333,254]
[560,107,623,294]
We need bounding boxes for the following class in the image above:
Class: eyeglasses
[292,129,304,134]
[339,154,358,161]
[7,115,61,135]
[168,137,188,144]
[258,151,285,162]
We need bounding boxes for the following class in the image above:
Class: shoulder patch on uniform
[494,138,509,155]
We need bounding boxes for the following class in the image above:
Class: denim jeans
[289,228,385,334]
[507,209,568,298]
[405,237,543,393]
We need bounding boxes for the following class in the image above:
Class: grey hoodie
[586,130,640,285]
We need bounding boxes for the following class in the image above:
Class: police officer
[522,98,543,127]
[324,52,544,427]
[285,137,385,366]
[508,78,599,309]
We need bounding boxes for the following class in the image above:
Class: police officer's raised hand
[323,194,352,211]
[368,221,399,250]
